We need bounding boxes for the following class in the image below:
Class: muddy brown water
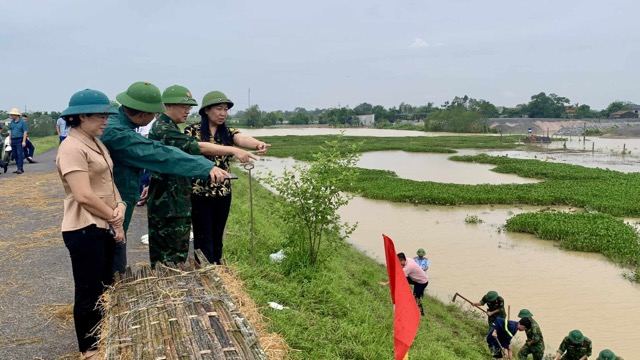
[246,129,640,356]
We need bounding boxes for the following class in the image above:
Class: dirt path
[0,149,152,360]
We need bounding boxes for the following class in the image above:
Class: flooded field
[247,128,640,356]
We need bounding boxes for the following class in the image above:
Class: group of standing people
[473,290,622,360]
[55,82,269,359]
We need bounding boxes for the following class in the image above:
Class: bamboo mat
[97,252,268,360]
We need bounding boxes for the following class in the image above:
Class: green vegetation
[332,154,640,218]
[263,136,360,267]
[224,168,490,359]
[505,212,640,267]
[31,135,59,155]
[464,215,484,224]
[264,135,520,161]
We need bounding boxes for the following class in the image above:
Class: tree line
[3,92,637,137]
[221,92,637,132]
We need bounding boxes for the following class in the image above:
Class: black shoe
[16,170,23,174]
[2,163,7,173]
[12,170,18,174]
[27,158,37,164]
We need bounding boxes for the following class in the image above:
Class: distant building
[357,114,375,127]
[629,103,640,116]
[610,110,639,119]
[564,108,577,117]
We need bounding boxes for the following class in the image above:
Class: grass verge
[222,169,490,359]
[31,135,59,155]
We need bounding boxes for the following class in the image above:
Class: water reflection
[358,151,538,184]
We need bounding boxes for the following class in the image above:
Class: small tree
[263,135,360,267]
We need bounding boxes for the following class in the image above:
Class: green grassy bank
[31,135,59,155]
[222,172,490,359]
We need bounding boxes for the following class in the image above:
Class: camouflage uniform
[480,294,506,326]
[556,335,592,360]
[147,114,202,266]
[518,318,545,360]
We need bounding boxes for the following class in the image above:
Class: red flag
[383,234,420,360]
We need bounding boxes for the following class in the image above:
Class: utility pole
[248,87,251,108]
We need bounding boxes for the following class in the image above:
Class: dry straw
[96,252,288,360]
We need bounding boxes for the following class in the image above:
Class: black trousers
[191,194,232,264]
[63,225,115,352]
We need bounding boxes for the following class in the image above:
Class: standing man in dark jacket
[7,107,27,174]
[101,81,229,273]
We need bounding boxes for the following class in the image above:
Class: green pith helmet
[568,329,584,344]
[162,85,198,105]
[485,291,499,302]
[416,248,426,256]
[198,90,234,115]
[61,89,118,117]
[517,309,533,318]
[116,81,166,113]
[597,349,616,360]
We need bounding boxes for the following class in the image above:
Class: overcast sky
[1,0,638,113]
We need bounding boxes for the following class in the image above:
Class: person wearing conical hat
[554,329,592,360]
[473,290,506,327]
[56,89,123,359]
[516,309,545,360]
[596,349,623,360]
[100,81,230,273]
[145,85,257,267]
[7,107,27,174]
[185,90,270,264]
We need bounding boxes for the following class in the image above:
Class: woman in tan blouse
[56,89,124,359]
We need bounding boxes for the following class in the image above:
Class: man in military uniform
[596,349,623,360]
[473,290,506,326]
[146,85,256,266]
[554,329,592,360]
[101,81,230,273]
[516,309,545,360]
[596,349,624,360]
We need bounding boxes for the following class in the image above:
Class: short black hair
[397,253,406,261]
[519,318,531,329]
[62,114,97,128]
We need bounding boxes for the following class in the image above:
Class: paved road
[0,149,150,360]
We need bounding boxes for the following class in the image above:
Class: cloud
[410,38,429,48]
[409,38,442,49]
